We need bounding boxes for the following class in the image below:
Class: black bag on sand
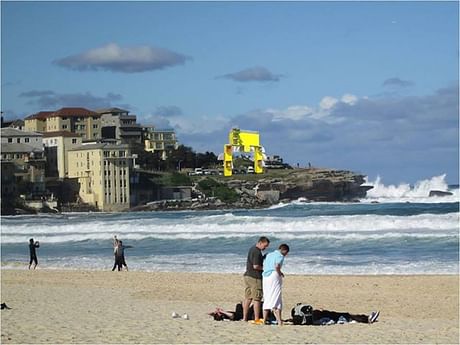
[291,303,313,325]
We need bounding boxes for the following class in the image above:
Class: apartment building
[97,108,142,145]
[1,127,44,151]
[24,107,101,140]
[0,128,46,195]
[67,143,133,212]
[24,111,52,132]
[43,131,83,178]
[142,126,178,160]
[47,108,101,140]
[1,117,25,130]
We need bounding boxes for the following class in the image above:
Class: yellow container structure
[223,128,264,177]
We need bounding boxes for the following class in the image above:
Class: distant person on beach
[28,238,40,270]
[262,243,290,325]
[112,237,132,271]
[112,236,120,271]
[243,236,270,324]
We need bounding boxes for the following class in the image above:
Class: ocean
[1,174,459,275]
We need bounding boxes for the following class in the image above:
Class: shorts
[244,275,263,301]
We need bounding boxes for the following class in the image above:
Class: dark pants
[313,309,369,324]
[112,256,127,271]
[112,256,123,271]
[29,255,38,265]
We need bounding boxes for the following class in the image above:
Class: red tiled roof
[42,131,82,138]
[24,111,54,120]
[51,107,99,117]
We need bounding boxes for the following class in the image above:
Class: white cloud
[266,105,314,121]
[319,96,339,110]
[341,94,358,105]
[54,43,191,73]
[265,93,359,123]
[141,112,228,135]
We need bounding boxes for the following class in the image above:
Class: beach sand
[1,270,458,344]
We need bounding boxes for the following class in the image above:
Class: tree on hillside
[131,143,219,172]
[196,151,218,168]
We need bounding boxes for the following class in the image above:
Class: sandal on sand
[250,319,264,325]
[368,311,380,323]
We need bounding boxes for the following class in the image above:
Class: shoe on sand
[368,311,380,323]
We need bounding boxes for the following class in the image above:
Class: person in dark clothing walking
[112,237,132,271]
[28,238,40,270]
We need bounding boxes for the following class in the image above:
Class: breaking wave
[363,174,459,203]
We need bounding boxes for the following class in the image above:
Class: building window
[72,138,77,144]
[8,138,12,143]
[25,138,30,143]
[93,124,98,129]
[17,138,20,143]
[62,125,68,129]
[119,151,125,157]
[103,151,109,158]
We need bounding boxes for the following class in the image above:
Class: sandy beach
[1,270,458,344]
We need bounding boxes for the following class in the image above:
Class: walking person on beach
[28,238,40,270]
[112,237,132,271]
[243,236,270,324]
[112,236,120,271]
[262,243,290,326]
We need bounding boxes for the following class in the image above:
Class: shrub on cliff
[197,178,239,203]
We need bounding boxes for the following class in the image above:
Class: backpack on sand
[291,303,313,325]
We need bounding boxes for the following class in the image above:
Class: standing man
[243,236,270,324]
[28,238,40,270]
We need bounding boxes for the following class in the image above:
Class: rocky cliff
[224,168,372,203]
[132,168,373,211]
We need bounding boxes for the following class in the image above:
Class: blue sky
[2,1,459,184]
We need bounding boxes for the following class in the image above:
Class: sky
[1,1,459,184]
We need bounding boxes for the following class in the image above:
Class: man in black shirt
[243,236,270,323]
[28,238,40,270]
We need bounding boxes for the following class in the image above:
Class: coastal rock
[130,168,373,212]
[256,190,280,204]
[429,190,453,197]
